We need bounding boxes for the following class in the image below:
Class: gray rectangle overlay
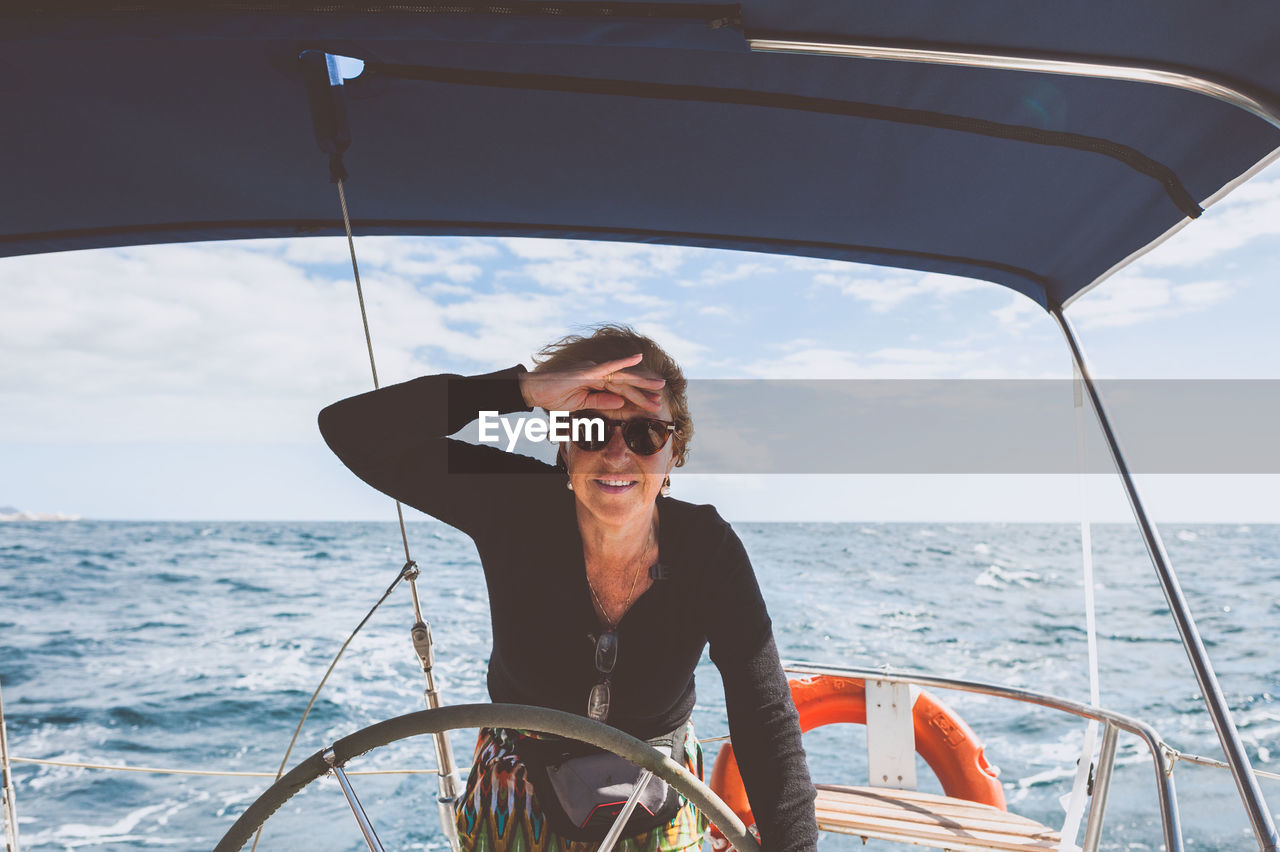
[456,380,1280,474]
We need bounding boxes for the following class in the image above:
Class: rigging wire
[270,563,411,782]
[13,739,1278,783]
[6,734,741,781]
[334,176,464,848]
[337,177,414,567]
[1169,751,1280,783]
[249,561,410,852]
[7,757,442,779]
[250,172,456,852]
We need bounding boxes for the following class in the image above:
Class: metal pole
[0,678,20,852]
[597,770,654,852]
[405,568,464,852]
[1153,743,1183,852]
[1082,722,1119,852]
[324,750,387,852]
[1052,308,1278,851]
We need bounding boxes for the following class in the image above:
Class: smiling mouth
[594,478,638,494]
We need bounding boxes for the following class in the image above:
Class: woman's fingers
[523,353,667,411]
[609,381,666,413]
[597,367,665,412]
[618,373,667,390]
[591,356,666,389]
[588,353,644,377]
[581,390,628,410]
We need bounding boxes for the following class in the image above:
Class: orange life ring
[707,675,1004,847]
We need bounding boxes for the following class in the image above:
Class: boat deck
[815,784,1076,851]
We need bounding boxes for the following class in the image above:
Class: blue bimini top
[4,1,1280,309]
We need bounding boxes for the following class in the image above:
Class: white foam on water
[975,564,1042,588]
[26,801,194,849]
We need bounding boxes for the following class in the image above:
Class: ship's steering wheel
[214,703,761,852]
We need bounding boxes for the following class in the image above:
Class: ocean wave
[975,564,1042,588]
[2,520,1275,850]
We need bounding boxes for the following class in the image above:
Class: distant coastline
[0,505,81,521]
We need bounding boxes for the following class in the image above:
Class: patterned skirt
[455,723,708,852]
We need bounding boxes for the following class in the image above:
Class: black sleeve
[704,519,818,852]
[317,365,548,539]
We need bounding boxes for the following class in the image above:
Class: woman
[319,325,817,852]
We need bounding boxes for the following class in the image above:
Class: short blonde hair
[533,324,692,467]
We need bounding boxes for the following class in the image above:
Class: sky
[3,158,1280,523]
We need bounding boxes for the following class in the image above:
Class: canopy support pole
[1051,307,1279,852]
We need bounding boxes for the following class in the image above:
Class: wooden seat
[814,784,1078,851]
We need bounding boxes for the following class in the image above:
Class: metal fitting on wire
[299,50,351,183]
[411,621,435,670]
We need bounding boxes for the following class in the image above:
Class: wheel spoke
[598,768,654,852]
[325,749,386,852]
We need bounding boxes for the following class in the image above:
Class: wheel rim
[215,703,761,852]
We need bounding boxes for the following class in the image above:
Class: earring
[660,476,671,497]
[566,479,574,491]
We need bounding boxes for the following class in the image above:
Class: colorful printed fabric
[456,724,708,852]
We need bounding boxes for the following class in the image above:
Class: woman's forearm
[318,366,529,467]
[317,365,534,534]
[705,522,819,852]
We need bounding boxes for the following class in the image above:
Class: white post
[865,679,917,790]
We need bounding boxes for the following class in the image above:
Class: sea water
[1,521,1277,851]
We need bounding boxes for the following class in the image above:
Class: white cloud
[0,240,572,442]
[1141,171,1280,268]
[497,238,688,304]
[249,235,498,282]
[782,256,849,273]
[1069,275,1233,329]
[630,322,710,369]
[1174,280,1231,307]
[742,347,865,379]
[813,270,985,312]
[3,236,740,443]
[742,342,1030,379]
[678,261,773,288]
[913,273,988,298]
[772,338,821,352]
[992,293,1041,330]
[1068,276,1171,328]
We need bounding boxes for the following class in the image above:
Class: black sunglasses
[569,411,676,456]
[587,629,618,722]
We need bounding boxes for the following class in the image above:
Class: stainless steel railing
[783,662,1183,852]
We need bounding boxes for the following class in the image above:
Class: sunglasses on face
[569,411,676,456]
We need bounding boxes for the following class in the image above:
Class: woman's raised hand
[519,353,666,414]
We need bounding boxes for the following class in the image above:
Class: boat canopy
[6,1,1280,308]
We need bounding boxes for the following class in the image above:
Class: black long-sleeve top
[318,366,818,852]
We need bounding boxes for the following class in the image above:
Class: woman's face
[563,374,677,527]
